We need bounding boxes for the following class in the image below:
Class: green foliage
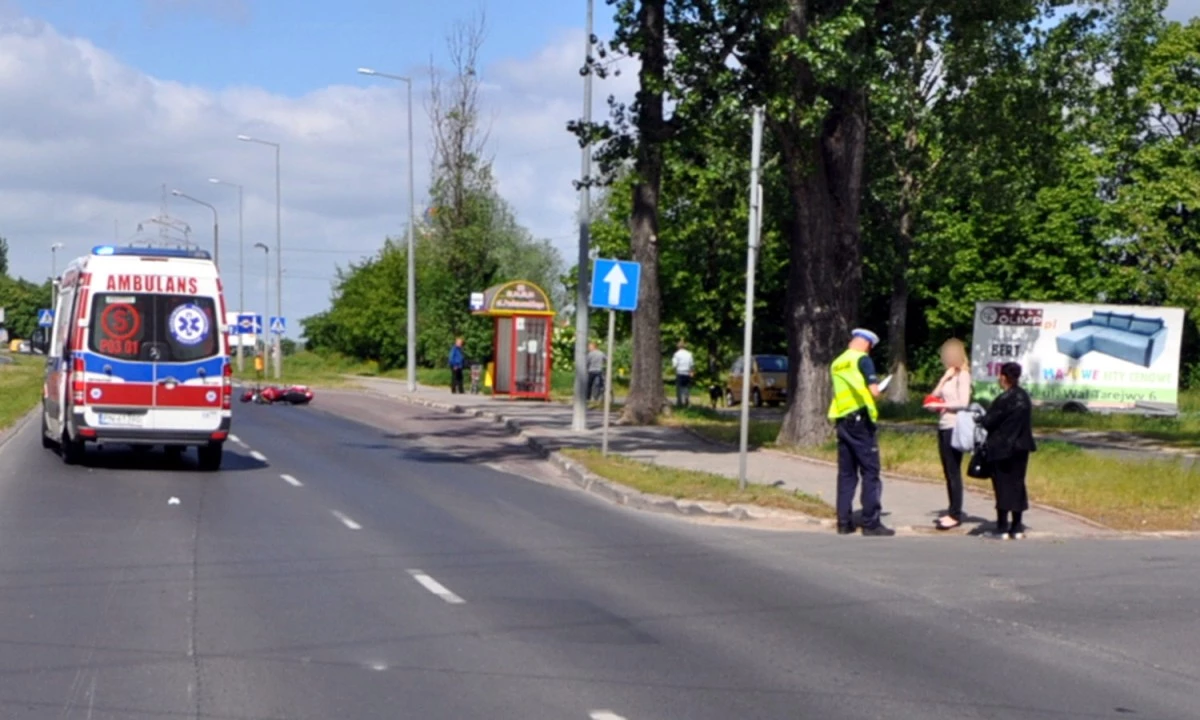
[0,274,53,340]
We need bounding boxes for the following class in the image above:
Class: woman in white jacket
[926,339,972,530]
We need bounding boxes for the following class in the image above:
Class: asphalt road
[0,397,1197,720]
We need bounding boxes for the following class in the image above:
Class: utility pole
[738,108,765,490]
[572,0,595,432]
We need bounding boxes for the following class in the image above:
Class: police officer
[829,328,895,537]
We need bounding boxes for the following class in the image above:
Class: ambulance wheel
[198,442,223,472]
[41,413,55,450]
[60,431,85,466]
[164,445,185,462]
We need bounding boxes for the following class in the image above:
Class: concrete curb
[676,425,1114,533]
[0,408,39,454]
[359,389,832,528]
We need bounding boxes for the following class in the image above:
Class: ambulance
[40,245,233,470]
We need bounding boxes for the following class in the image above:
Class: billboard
[971,301,1185,414]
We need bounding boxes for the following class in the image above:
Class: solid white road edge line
[280,474,302,487]
[589,712,629,720]
[250,450,267,462]
[331,510,362,530]
[406,569,465,604]
[229,434,245,446]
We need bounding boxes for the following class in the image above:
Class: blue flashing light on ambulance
[40,244,233,470]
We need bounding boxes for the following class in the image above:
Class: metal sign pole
[738,107,765,490]
[602,309,616,456]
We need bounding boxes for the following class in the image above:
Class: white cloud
[0,13,634,334]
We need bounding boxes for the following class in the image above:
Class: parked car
[725,354,788,407]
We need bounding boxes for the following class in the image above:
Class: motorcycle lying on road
[240,385,315,405]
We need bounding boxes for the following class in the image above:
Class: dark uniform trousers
[836,410,883,528]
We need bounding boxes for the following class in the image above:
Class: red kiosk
[472,280,554,400]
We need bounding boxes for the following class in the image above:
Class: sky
[0,0,632,336]
[0,0,1196,337]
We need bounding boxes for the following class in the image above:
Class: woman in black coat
[980,362,1037,539]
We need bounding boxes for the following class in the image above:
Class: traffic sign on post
[37,309,55,327]
[589,259,641,311]
[237,314,262,335]
[587,258,642,457]
[269,317,286,335]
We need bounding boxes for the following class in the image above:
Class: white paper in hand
[878,375,893,392]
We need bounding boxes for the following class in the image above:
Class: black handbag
[967,445,992,479]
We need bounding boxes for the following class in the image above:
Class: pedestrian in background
[449,337,466,394]
[671,339,695,407]
[927,338,972,530]
[980,362,1036,539]
[587,341,606,401]
[828,328,894,537]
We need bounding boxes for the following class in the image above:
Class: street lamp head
[357,67,377,76]
[50,242,64,250]
[237,134,253,141]
[171,189,183,197]
[208,178,221,184]
[254,242,269,253]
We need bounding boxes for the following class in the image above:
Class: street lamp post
[210,178,246,371]
[171,190,220,268]
[572,0,595,432]
[357,67,418,392]
[238,134,283,380]
[254,242,270,370]
[50,242,64,309]
[50,242,64,280]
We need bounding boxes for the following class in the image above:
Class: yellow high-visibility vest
[828,348,878,422]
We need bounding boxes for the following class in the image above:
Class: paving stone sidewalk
[351,377,1105,537]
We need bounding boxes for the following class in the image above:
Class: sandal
[935,516,963,531]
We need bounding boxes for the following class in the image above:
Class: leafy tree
[0,237,8,277]
[0,276,52,340]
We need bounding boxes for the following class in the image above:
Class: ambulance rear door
[152,290,225,434]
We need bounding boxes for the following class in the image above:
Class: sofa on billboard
[1055,311,1168,368]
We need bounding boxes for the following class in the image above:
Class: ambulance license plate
[97,413,145,428]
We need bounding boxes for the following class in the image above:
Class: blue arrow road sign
[269,316,286,335]
[37,309,54,327]
[589,259,641,312]
[236,314,262,335]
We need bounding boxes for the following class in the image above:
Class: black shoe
[837,523,857,535]
[862,525,896,537]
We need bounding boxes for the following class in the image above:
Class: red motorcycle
[240,385,315,405]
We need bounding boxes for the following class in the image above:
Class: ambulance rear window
[89,294,219,362]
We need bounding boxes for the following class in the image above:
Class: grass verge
[0,354,44,432]
[880,390,1200,450]
[560,447,835,519]
[660,406,780,446]
[791,431,1199,532]
[245,351,627,401]
[668,408,1200,531]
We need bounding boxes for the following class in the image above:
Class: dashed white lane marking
[250,450,267,462]
[589,712,628,720]
[331,510,362,530]
[229,434,245,447]
[280,474,302,487]
[406,569,465,604]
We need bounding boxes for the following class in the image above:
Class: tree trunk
[885,191,915,404]
[620,0,667,425]
[775,91,869,447]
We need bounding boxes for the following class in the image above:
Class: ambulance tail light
[71,357,87,405]
[222,361,233,409]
